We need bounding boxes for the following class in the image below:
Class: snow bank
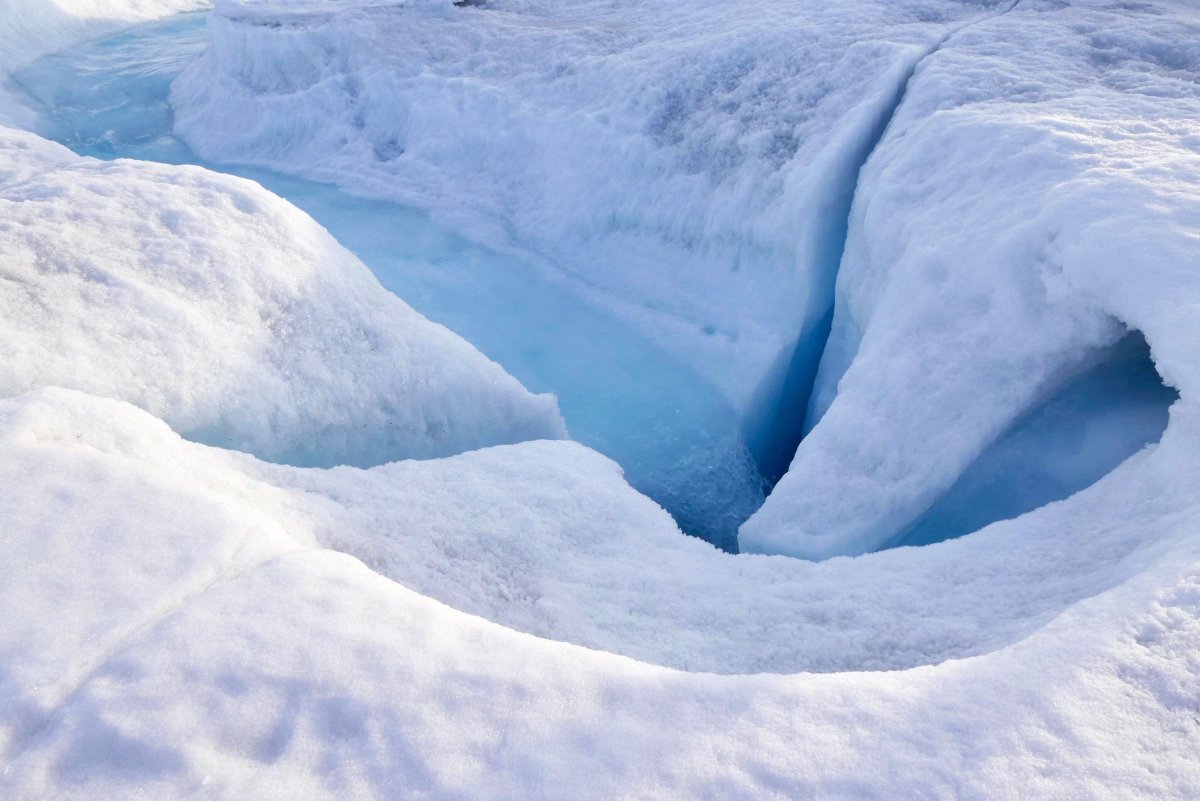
[169,0,1010,475]
[2,388,1200,799]
[743,0,1200,558]
[0,127,564,467]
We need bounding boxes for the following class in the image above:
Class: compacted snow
[2,0,1200,798]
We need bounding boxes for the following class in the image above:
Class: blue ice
[12,13,764,551]
[891,333,1177,549]
[12,13,1176,557]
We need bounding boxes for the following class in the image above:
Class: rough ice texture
[0,128,565,466]
[742,0,1200,558]
[169,0,1009,441]
[2,388,1200,799]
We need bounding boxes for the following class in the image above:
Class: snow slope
[0,127,564,466]
[169,0,1015,477]
[2,388,1199,799]
[743,0,1200,558]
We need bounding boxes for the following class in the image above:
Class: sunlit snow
[2,0,1200,798]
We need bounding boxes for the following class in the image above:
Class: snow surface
[2,388,1200,798]
[2,0,1200,797]
[0,126,565,466]
[743,0,1200,558]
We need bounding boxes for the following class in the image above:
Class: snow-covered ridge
[0,127,565,466]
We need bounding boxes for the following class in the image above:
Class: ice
[0,0,208,125]
[167,0,1011,478]
[742,0,1200,558]
[167,0,1196,557]
[894,333,1177,549]
[0,124,564,468]
[13,12,766,548]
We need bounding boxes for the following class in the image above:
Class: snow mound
[2,388,1200,799]
[0,127,564,467]
[743,0,1200,558]
[169,0,1011,477]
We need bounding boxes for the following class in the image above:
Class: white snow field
[2,388,1200,798]
[1,0,1199,798]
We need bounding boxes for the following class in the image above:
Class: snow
[168,0,1015,479]
[2,387,1200,798]
[0,126,565,467]
[2,0,1200,796]
[742,0,1200,558]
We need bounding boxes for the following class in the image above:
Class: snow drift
[0,127,565,466]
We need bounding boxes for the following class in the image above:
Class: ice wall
[743,0,1200,558]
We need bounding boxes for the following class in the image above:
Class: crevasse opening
[11,9,1178,559]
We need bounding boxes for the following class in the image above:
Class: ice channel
[11,12,765,552]
[10,11,1178,557]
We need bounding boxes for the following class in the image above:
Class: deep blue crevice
[746,0,1026,494]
